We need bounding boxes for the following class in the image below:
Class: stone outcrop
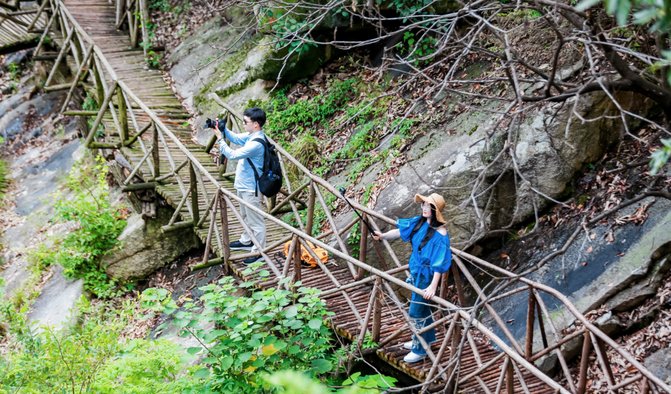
[373,91,654,248]
[168,15,332,147]
[484,198,671,372]
[102,208,200,281]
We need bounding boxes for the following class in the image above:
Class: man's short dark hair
[244,107,266,128]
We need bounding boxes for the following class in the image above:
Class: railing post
[139,0,149,58]
[293,235,302,283]
[577,330,592,394]
[218,191,230,274]
[506,356,515,394]
[444,314,462,393]
[356,215,368,279]
[85,81,118,147]
[372,277,381,342]
[305,182,316,236]
[189,161,199,225]
[152,122,160,178]
[525,287,536,360]
[117,84,129,143]
[450,264,466,305]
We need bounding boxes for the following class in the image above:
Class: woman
[373,192,452,363]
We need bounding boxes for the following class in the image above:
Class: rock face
[645,348,671,385]
[484,197,671,369]
[103,208,200,281]
[168,15,331,146]
[374,91,653,248]
[27,265,83,332]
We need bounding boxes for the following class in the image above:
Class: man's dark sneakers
[243,256,261,265]
[230,240,253,251]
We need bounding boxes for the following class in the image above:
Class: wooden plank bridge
[0,0,47,54]
[4,0,670,392]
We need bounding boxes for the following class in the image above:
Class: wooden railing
[113,0,149,56]
[30,1,671,392]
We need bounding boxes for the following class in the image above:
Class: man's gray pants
[237,190,266,253]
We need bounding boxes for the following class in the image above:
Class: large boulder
[168,15,332,146]
[103,208,200,280]
[373,91,653,249]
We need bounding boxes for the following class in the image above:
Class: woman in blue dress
[373,192,452,363]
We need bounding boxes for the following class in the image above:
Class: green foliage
[265,78,358,139]
[145,50,162,69]
[0,159,8,203]
[396,31,437,66]
[7,62,21,80]
[341,371,397,392]
[31,155,127,298]
[650,138,671,175]
[378,0,432,17]
[149,0,171,12]
[264,370,397,393]
[347,222,361,259]
[141,277,336,393]
[578,0,671,31]
[92,339,199,393]
[0,299,195,392]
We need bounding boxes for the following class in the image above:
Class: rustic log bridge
[14,0,670,392]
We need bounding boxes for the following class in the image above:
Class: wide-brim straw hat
[414,193,447,224]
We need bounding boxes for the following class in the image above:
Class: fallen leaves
[615,201,652,226]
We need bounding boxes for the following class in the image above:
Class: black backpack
[247,136,282,197]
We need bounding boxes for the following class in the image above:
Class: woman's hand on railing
[372,230,383,241]
[373,229,400,241]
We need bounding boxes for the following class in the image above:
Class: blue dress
[397,216,452,355]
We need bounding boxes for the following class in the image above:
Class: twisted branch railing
[29,1,671,392]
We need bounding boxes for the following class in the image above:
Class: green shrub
[141,276,336,393]
[31,155,127,298]
[0,299,195,393]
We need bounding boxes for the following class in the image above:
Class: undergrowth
[0,157,8,203]
[0,298,198,393]
[29,154,127,298]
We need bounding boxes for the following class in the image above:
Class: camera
[205,118,217,129]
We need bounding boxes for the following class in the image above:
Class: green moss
[0,158,9,203]
[194,38,259,109]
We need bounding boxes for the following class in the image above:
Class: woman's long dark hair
[411,205,442,251]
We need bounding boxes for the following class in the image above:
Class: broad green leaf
[311,358,332,374]
[220,356,234,370]
[285,305,298,318]
[308,319,322,330]
[186,346,202,355]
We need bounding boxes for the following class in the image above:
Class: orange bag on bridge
[282,240,328,268]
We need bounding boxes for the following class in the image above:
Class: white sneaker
[403,351,426,363]
[402,340,436,350]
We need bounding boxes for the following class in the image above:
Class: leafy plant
[650,138,671,175]
[264,369,397,393]
[0,159,8,203]
[0,299,195,392]
[396,31,437,66]
[141,276,336,393]
[7,62,21,80]
[31,155,127,297]
[146,50,162,69]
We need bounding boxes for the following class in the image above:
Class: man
[211,108,267,265]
